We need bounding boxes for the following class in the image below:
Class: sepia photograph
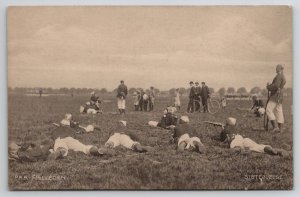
[7,6,293,190]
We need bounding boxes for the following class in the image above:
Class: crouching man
[105,121,152,152]
[172,116,206,154]
[220,117,290,157]
[249,94,265,117]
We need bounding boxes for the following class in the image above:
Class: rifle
[203,121,225,129]
[264,90,271,131]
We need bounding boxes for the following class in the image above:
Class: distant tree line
[8,87,161,96]
[8,86,292,98]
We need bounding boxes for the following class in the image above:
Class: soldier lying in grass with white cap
[9,138,54,162]
[58,113,100,133]
[220,117,290,157]
[9,132,106,162]
[105,121,153,152]
[171,116,206,154]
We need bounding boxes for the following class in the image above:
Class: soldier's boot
[177,142,187,152]
[278,123,284,133]
[118,109,122,114]
[133,144,153,153]
[270,120,280,133]
[47,148,66,160]
[89,146,104,156]
[194,141,206,154]
[264,146,278,155]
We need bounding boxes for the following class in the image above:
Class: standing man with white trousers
[266,64,286,133]
[117,80,128,114]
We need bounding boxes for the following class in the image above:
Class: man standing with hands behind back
[117,80,128,115]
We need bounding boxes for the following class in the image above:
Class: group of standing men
[187,81,210,113]
[115,64,286,134]
[133,87,156,112]
[116,80,156,113]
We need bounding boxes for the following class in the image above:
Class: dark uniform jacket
[90,95,99,102]
[158,113,178,129]
[117,84,128,99]
[189,87,196,99]
[173,123,197,142]
[201,85,210,99]
[267,73,286,104]
[194,86,202,100]
[220,125,237,145]
[252,99,264,109]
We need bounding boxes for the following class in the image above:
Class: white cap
[180,116,189,123]
[226,117,236,126]
[91,91,95,95]
[167,106,177,114]
[85,125,94,132]
[79,106,84,113]
[65,113,72,121]
[119,120,127,127]
[258,108,265,116]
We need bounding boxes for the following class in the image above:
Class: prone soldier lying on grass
[9,114,107,162]
[105,121,153,153]
[171,116,206,154]
[8,134,106,162]
[205,117,291,157]
[57,113,100,134]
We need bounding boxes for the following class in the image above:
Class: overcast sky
[8,6,292,91]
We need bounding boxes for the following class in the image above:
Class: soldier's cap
[180,116,189,123]
[189,81,194,84]
[65,113,72,121]
[226,117,236,126]
[91,91,95,95]
[202,82,205,84]
[195,82,199,85]
[276,64,284,70]
[119,120,127,127]
[120,80,124,83]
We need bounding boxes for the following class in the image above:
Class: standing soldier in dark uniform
[149,86,156,111]
[187,81,195,113]
[266,64,286,133]
[200,82,210,113]
[117,80,128,114]
[194,82,202,112]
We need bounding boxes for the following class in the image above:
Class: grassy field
[8,93,293,190]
